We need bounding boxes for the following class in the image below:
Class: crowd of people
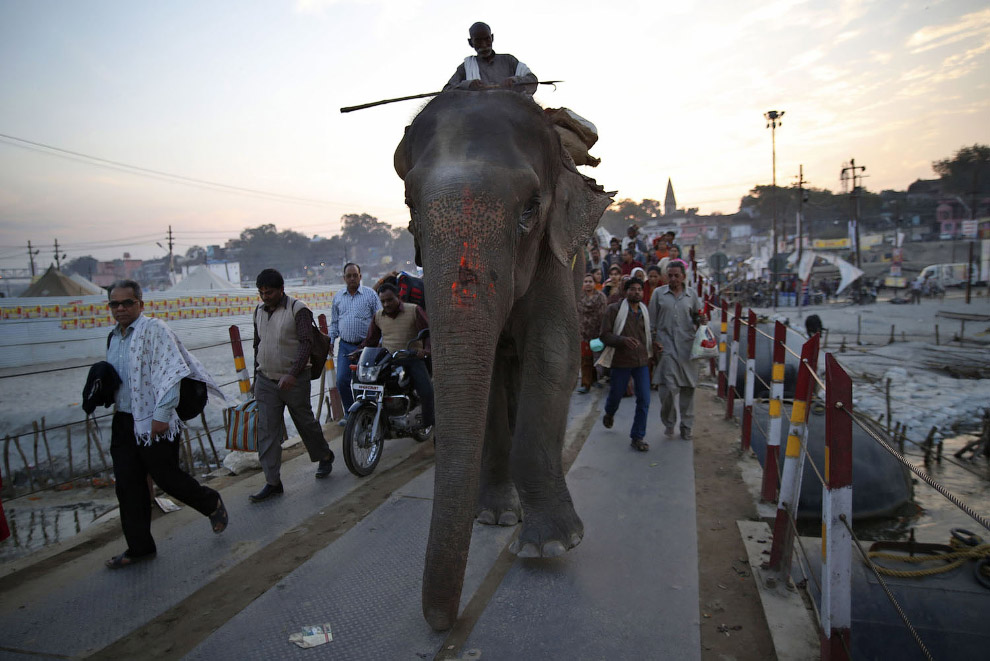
[578,228,708,452]
[87,21,710,570]
[92,261,437,569]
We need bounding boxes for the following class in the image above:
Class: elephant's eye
[519,196,540,235]
[407,203,420,233]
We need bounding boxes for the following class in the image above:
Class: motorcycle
[342,329,433,477]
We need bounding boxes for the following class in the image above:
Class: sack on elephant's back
[546,107,600,167]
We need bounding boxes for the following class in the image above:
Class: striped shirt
[329,285,381,345]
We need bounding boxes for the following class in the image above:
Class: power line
[0,132,355,209]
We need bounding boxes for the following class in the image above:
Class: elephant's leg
[478,338,521,526]
[508,293,584,558]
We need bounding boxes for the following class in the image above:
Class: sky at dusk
[1,0,988,269]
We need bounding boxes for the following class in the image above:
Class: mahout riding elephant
[394,89,613,631]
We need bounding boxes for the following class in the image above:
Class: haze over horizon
[1,0,988,269]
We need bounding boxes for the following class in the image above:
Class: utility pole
[796,165,809,316]
[26,241,40,277]
[765,110,784,308]
[53,239,66,270]
[841,159,866,268]
[166,225,175,276]
[796,165,807,263]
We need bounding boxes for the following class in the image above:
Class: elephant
[393,89,614,631]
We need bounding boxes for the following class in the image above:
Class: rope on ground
[848,410,990,533]
[867,535,990,578]
[839,514,935,661]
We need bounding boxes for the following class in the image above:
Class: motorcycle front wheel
[342,405,384,477]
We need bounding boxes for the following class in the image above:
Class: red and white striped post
[821,354,853,660]
[761,321,787,501]
[767,333,821,575]
[228,325,252,398]
[742,309,757,450]
[717,299,729,398]
[315,314,330,421]
[726,302,741,419]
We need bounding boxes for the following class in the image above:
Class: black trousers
[402,358,435,427]
[110,412,219,557]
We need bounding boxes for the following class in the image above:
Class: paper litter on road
[154,497,180,513]
[289,623,334,648]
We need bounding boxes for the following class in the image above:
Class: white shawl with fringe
[463,56,532,81]
[126,316,224,444]
[595,299,652,368]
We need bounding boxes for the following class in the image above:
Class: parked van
[918,263,976,288]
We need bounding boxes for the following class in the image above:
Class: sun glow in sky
[1,0,988,267]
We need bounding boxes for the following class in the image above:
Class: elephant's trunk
[419,193,511,631]
[422,305,500,630]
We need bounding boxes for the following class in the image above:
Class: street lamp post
[765,110,784,308]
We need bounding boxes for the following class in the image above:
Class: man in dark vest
[354,284,434,429]
[444,22,537,95]
[251,268,334,502]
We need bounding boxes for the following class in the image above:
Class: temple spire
[664,178,677,216]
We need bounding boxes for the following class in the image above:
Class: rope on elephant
[866,531,990,579]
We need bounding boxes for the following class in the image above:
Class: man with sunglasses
[103,280,227,570]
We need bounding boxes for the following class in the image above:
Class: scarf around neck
[126,316,224,444]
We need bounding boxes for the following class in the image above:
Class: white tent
[168,265,241,291]
[67,272,105,295]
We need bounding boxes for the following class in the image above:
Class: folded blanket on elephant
[545,107,601,167]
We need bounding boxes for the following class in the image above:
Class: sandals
[210,496,229,534]
[106,551,156,570]
[630,438,649,452]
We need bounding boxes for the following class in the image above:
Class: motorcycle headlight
[358,365,382,382]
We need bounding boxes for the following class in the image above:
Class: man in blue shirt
[329,263,382,424]
[104,280,227,569]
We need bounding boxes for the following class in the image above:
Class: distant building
[664,179,677,217]
[937,196,990,237]
[92,254,143,287]
[906,179,942,204]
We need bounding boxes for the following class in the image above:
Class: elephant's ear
[547,156,615,266]
[394,128,423,266]
[394,127,410,180]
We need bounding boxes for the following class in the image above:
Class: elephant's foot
[477,482,521,527]
[508,506,584,558]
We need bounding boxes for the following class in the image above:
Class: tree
[932,144,990,202]
[227,224,312,278]
[339,213,416,272]
[64,255,98,278]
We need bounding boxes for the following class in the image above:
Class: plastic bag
[691,324,719,360]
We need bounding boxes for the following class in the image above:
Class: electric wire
[0,132,352,209]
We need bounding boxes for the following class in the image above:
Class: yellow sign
[812,238,850,249]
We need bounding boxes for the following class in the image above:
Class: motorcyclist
[351,284,435,429]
